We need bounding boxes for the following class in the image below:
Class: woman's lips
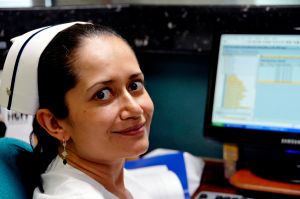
[114,123,146,136]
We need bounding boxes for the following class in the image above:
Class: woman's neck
[59,147,132,199]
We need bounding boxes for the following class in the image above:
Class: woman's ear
[36,109,69,141]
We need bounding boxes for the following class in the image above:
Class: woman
[0,22,155,198]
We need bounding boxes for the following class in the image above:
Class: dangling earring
[61,138,68,165]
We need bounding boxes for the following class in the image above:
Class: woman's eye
[129,81,144,91]
[95,89,112,100]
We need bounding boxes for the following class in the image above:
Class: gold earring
[62,138,68,165]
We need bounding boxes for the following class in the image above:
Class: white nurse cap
[0,21,89,115]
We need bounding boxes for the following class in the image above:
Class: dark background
[1,5,300,158]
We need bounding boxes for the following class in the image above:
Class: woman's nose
[119,92,143,120]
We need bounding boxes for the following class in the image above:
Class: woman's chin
[126,141,149,159]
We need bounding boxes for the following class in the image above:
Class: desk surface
[192,158,236,199]
[192,158,300,199]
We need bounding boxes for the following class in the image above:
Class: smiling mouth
[114,123,146,136]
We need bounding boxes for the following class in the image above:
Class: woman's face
[60,35,154,162]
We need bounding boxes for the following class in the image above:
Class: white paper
[145,148,205,196]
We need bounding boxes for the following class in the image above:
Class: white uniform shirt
[32,156,154,199]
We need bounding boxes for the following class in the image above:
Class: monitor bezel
[204,29,300,149]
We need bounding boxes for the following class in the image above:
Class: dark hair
[31,23,123,192]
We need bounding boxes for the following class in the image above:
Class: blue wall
[138,53,223,158]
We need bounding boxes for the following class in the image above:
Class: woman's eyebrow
[86,72,144,92]
[129,72,144,79]
[87,80,114,92]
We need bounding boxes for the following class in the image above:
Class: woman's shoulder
[33,156,118,199]
[124,168,184,199]
[32,177,116,199]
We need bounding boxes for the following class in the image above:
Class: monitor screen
[204,33,300,183]
[204,33,300,149]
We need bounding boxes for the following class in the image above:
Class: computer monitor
[204,32,300,183]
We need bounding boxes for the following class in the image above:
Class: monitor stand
[238,143,300,184]
[248,157,300,184]
[229,143,300,197]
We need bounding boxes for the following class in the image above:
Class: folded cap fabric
[0,21,89,115]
